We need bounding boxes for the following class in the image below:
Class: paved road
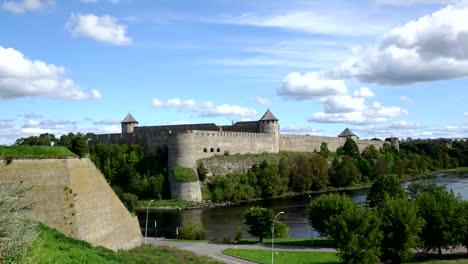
[146,238,336,264]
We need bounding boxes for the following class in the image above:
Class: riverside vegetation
[12,133,468,212]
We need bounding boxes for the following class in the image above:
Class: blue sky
[1,0,467,145]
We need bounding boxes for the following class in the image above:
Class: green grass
[223,249,340,264]
[19,223,221,264]
[137,199,196,208]
[238,238,336,248]
[171,166,199,182]
[411,260,468,264]
[0,146,75,159]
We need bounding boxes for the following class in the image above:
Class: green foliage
[308,193,355,236]
[112,186,138,213]
[210,173,256,202]
[254,161,288,198]
[23,224,220,264]
[366,175,406,208]
[329,156,361,187]
[328,205,382,264]
[271,221,289,239]
[378,195,424,263]
[196,162,208,182]
[172,166,199,182]
[0,182,38,263]
[342,138,359,158]
[319,142,331,158]
[234,227,243,241]
[179,221,206,240]
[0,146,75,158]
[15,132,92,158]
[412,183,464,255]
[243,206,275,242]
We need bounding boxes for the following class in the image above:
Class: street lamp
[145,199,154,243]
[272,211,284,264]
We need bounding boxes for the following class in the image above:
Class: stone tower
[389,137,400,151]
[121,113,138,133]
[258,109,280,153]
[338,128,358,141]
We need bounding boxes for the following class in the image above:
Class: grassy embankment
[237,238,335,247]
[0,146,75,159]
[19,224,220,264]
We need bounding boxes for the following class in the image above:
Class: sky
[1,0,468,145]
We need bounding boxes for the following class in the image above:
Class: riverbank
[136,168,468,211]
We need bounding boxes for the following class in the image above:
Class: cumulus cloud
[256,97,272,106]
[152,98,257,119]
[328,5,468,85]
[353,87,375,98]
[66,13,132,46]
[0,46,101,101]
[2,0,54,14]
[278,72,347,100]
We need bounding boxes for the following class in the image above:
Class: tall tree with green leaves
[328,205,382,264]
[342,138,359,158]
[243,206,274,242]
[308,193,355,236]
[378,195,424,263]
[366,175,406,208]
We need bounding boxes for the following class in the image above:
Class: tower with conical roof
[121,113,139,133]
[338,128,358,141]
[258,109,280,152]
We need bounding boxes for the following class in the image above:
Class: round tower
[121,113,138,133]
[258,109,280,153]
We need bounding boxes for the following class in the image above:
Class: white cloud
[353,87,375,98]
[278,72,347,100]
[320,96,366,113]
[256,97,272,106]
[465,112,468,118]
[152,98,257,119]
[221,11,387,36]
[65,13,132,46]
[281,125,322,135]
[0,46,101,101]
[2,0,54,14]
[400,96,414,104]
[328,5,468,85]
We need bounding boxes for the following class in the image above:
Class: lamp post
[145,199,154,243]
[309,195,313,246]
[272,211,284,264]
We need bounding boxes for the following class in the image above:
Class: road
[146,238,336,264]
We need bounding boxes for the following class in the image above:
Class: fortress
[92,110,399,202]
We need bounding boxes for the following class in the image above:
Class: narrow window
[203,148,207,153]
[210,148,214,152]
[217,148,221,152]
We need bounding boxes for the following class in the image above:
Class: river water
[138,172,468,240]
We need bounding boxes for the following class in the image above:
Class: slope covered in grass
[0,146,75,159]
[20,224,220,264]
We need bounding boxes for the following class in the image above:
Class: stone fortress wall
[0,158,142,251]
[92,110,397,202]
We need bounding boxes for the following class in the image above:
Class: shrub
[179,221,206,240]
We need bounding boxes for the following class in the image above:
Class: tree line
[309,175,468,263]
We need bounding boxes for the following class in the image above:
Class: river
[138,172,468,240]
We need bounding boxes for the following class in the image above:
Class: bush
[113,186,138,213]
[235,227,243,241]
[179,221,206,240]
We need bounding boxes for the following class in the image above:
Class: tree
[459,201,468,254]
[309,154,329,190]
[0,182,38,263]
[328,205,382,264]
[412,183,464,255]
[289,155,313,192]
[378,195,424,263]
[342,138,359,158]
[319,142,331,158]
[366,175,406,208]
[329,156,361,187]
[243,206,274,242]
[308,193,355,236]
[255,161,288,198]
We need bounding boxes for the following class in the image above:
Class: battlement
[189,130,272,138]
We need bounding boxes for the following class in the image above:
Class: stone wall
[280,135,385,153]
[0,158,142,251]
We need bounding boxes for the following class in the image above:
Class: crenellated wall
[280,135,385,153]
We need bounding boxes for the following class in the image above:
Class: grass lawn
[19,224,221,264]
[137,199,196,209]
[411,260,468,264]
[223,249,340,264]
[0,146,75,159]
[238,238,335,248]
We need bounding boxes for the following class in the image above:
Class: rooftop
[259,109,278,121]
[121,113,138,123]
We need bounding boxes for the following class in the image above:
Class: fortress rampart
[0,158,142,250]
[92,110,397,202]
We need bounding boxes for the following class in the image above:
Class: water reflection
[138,173,468,240]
